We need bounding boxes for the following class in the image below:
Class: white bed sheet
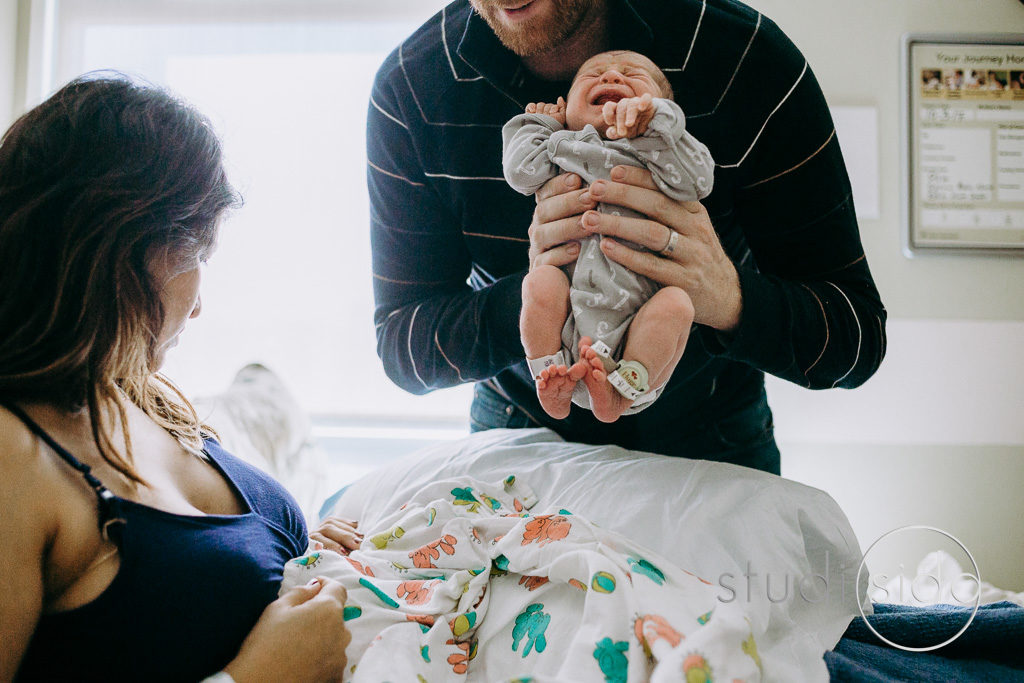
[329,428,867,681]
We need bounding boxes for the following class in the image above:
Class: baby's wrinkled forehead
[574,50,662,81]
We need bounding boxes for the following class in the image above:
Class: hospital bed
[199,365,1024,681]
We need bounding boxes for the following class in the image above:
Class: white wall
[0,0,17,128]
[740,0,1024,591]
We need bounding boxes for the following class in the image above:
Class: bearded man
[366,0,887,474]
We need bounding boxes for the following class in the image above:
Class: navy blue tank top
[7,404,309,682]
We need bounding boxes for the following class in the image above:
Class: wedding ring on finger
[659,229,681,257]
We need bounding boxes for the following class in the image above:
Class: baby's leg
[581,287,694,423]
[520,265,589,419]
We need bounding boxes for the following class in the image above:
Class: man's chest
[422,129,746,282]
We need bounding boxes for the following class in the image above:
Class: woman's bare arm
[0,413,52,682]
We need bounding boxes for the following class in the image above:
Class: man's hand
[579,165,743,333]
[527,172,595,270]
[603,93,655,140]
[525,97,567,126]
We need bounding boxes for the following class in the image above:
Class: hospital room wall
[0,0,15,128]
[742,0,1024,592]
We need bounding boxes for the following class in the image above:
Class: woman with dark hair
[0,75,351,682]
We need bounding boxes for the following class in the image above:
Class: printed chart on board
[906,36,1024,254]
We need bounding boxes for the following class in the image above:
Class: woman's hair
[0,73,241,484]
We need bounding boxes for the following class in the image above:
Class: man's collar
[456,0,655,90]
[456,8,524,89]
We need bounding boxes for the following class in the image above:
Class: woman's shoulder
[0,405,45,483]
[0,405,59,550]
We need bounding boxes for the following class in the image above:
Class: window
[46,0,472,429]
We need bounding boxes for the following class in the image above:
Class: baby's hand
[525,97,567,126]
[603,93,655,140]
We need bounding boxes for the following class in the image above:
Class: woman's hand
[580,166,743,333]
[527,172,596,270]
[310,516,362,555]
[224,577,351,683]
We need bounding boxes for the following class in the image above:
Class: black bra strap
[2,402,121,532]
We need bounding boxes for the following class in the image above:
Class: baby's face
[565,51,666,133]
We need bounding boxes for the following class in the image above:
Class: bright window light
[51,7,472,423]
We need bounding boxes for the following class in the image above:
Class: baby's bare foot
[536,364,585,419]
[579,338,632,423]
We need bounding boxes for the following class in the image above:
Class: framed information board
[902,34,1024,256]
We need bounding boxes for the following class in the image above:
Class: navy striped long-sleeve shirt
[367,0,887,450]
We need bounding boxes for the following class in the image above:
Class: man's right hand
[527,172,595,270]
[224,577,351,683]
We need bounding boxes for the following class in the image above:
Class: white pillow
[193,363,329,522]
[328,427,866,681]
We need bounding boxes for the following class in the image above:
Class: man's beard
[470,0,595,57]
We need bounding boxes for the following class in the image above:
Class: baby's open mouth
[589,85,631,106]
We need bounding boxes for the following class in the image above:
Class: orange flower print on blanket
[409,534,458,569]
[406,614,436,628]
[396,579,441,605]
[446,639,477,674]
[634,614,682,660]
[519,575,550,591]
[521,515,571,547]
[345,556,375,577]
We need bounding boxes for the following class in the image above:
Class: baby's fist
[603,93,655,140]
[526,97,566,126]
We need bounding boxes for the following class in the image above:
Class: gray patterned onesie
[502,98,714,413]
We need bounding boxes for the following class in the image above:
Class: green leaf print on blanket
[627,556,665,585]
[450,487,482,513]
[512,603,551,657]
[492,553,511,577]
[593,637,629,683]
[358,577,399,608]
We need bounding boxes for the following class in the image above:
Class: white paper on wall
[831,105,880,220]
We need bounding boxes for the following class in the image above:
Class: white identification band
[607,360,650,402]
[630,386,659,407]
[527,351,567,380]
[587,340,618,373]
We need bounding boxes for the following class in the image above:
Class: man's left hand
[579,165,743,333]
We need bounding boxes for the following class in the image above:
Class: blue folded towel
[825,601,1024,682]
